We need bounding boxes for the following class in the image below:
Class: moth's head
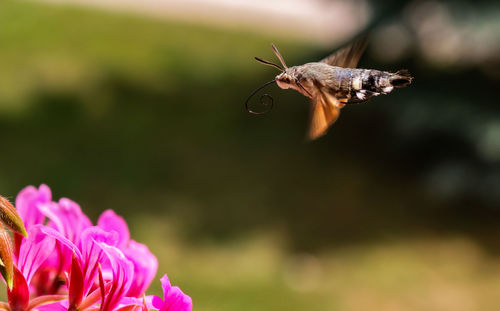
[255,44,293,89]
[254,44,313,98]
[275,71,294,90]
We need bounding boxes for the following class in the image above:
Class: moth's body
[276,63,410,104]
[254,40,413,139]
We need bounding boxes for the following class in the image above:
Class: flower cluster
[0,185,192,311]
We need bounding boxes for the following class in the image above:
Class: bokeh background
[1,0,500,310]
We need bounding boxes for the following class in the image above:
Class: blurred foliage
[0,0,500,310]
[136,216,500,311]
[1,0,499,249]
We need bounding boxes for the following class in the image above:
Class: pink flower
[15,185,51,228]
[0,184,192,311]
[98,210,158,297]
[152,275,192,311]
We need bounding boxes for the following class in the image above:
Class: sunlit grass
[2,213,500,311]
[133,215,500,311]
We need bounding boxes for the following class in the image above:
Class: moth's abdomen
[362,69,412,90]
[352,69,413,100]
[388,70,413,88]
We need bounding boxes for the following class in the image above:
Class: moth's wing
[308,92,341,140]
[320,37,368,68]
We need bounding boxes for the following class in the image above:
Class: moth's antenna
[245,80,277,115]
[254,57,284,71]
[271,44,288,69]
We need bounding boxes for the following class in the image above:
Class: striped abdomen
[336,68,413,102]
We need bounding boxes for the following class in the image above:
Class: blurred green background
[1,0,500,310]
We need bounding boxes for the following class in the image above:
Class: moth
[253,39,413,140]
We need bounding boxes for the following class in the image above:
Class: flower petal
[114,297,146,311]
[17,225,56,284]
[78,278,112,311]
[153,275,192,311]
[80,227,118,296]
[35,300,69,311]
[151,296,164,309]
[162,286,192,311]
[37,225,84,288]
[97,243,134,311]
[38,226,83,261]
[28,294,67,310]
[97,210,130,249]
[39,198,92,244]
[15,184,51,228]
[124,240,158,297]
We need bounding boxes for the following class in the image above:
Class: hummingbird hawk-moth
[248,39,413,140]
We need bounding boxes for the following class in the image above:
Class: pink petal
[160,274,172,298]
[115,305,143,311]
[124,240,158,297]
[97,243,134,311]
[151,296,164,309]
[114,297,145,311]
[15,184,51,228]
[17,225,56,284]
[38,226,83,263]
[37,226,84,292]
[39,198,92,243]
[140,295,156,310]
[80,227,118,296]
[35,300,69,311]
[162,286,192,311]
[153,275,192,311]
[97,210,130,249]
